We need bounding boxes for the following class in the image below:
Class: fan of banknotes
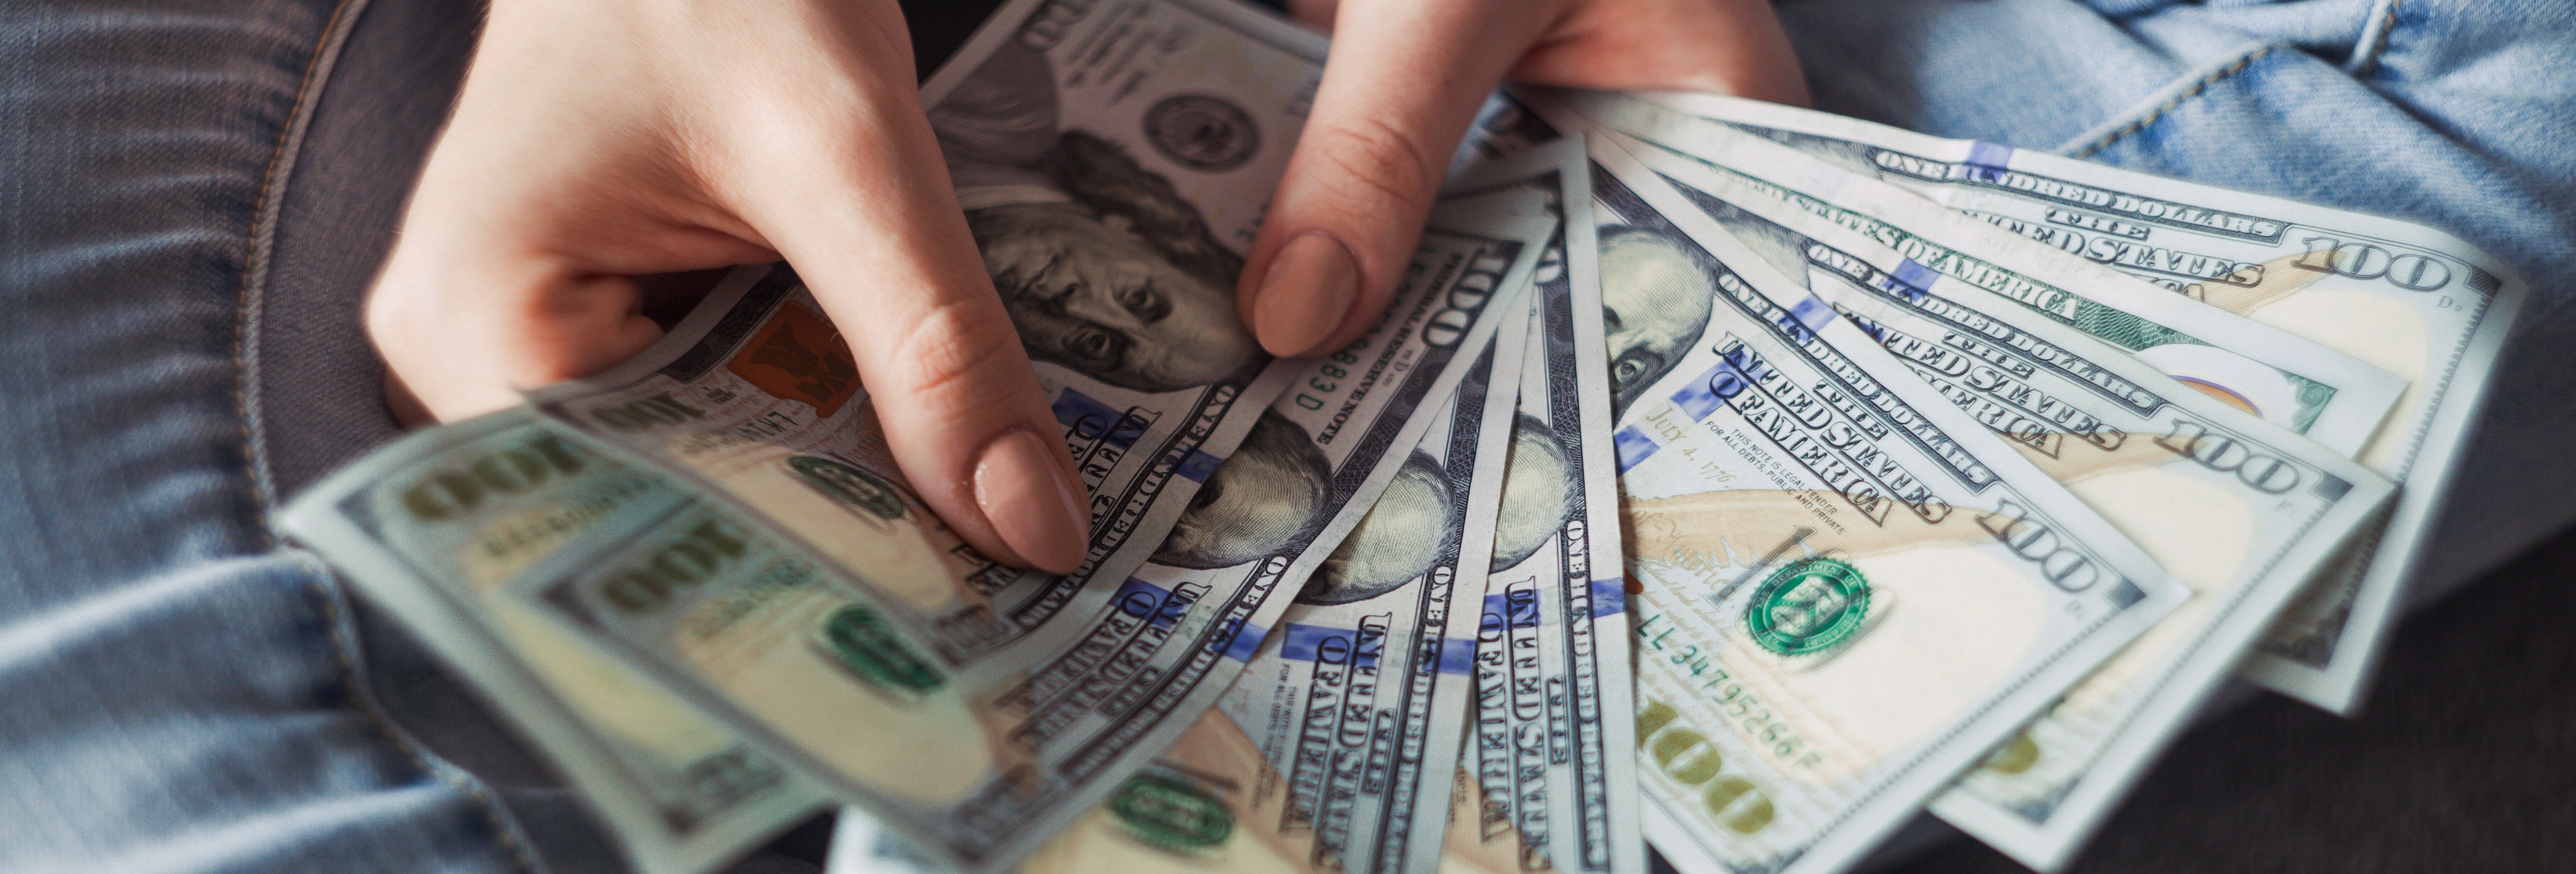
[283,2,2529,873]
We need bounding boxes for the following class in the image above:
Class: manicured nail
[1251,233,1360,357]
[973,427,1091,574]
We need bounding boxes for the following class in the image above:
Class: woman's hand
[366,0,1092,573]
[367,0,1802,574]
[1237,0,1809,357]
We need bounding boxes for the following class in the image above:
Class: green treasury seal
[1744,556,1870,657]
[1107,768,1232,854]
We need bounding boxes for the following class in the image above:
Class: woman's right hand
[366,0,1094,573]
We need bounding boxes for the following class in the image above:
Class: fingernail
[1251,233,1360,357]
[973,427,1091,574]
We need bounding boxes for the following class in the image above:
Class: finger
[714,37,1091,575]
[368,199,773,425]
[1240,0,1564,358]
[1512,0,1809,106]
[369,258,668,421]
[369,36,781,424]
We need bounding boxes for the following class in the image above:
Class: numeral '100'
[2297,236,2451,291]
[1637,700,1775,835]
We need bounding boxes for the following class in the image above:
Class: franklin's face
[1153,412,1330,569]
[1600,228,1717,415]
[1304,452,1454,606]
[978,203,1264,393]
[1491,417,1573,572]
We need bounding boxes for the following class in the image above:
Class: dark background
[1900,526,2576,873]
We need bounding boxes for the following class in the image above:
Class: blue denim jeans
[1776,0,2576,613]
[0,0,2565,872]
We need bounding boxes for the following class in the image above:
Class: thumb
[726,94,1093,575]
[1238,0,1560,357]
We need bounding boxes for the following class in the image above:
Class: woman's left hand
[1235,0,1809,358]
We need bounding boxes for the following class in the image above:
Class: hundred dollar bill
[734,0,1338,664]
[1556,92,2404,464]
[500,201,1548,872]
[856,676,1530,874]
[825,811,924,874]
[528,264,1288,672]
[1583,146,2187,874]
[1622,91,2532,714]
[976,714,1513,874]
[1597,131,2397,869]
[1002,299,1532,874]
[1220,300,1528,874]
[1443,139,1644,874]
[281,411,830,874]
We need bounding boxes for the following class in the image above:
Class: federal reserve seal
[787,455,908,520]
[812,604,945,703]
[1107,768,1233,854]
[1143,94,1260,172]
[1744,556,1871,657]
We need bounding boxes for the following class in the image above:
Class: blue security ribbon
[1175,448,1223,482]
[1964,141,2014,181]
[1614,425,1660,472]
[1785,294,1837,339]
[1051,389,1143,449]
[1888,259,1938,302]
[1438,638,1479,675]
[1590,578,1628,618]
[1211,617,1266,661]
[1279,623,1379,667]
[1109,578,1182,628]
[1484,592,1544,629]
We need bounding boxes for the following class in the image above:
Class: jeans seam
[235,3,547,872]
[2349,0,2403,76]
[295,548,553,874]
[2063,44,2277,159]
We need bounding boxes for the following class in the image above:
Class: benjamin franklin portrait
[1692,192,1816,290]
[1601,226,1720,416]
[933,40,1266,394]
[1154,411,1332,570]
[1491,415,1574,572]
[1305,452,1458,606]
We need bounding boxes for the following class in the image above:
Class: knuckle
[1306,117,1440,215]
[882,295,1028,411]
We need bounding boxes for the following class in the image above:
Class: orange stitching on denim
[2355,0,2404,77]
[2070,46,2276,159]
[234,3,544,871]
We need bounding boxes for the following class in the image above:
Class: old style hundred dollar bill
[281,411,832,874]
[1594,131,2396,869]
[1623,92,2532,715]
[1443,140,1644,874]
[1582,151,2187,874]
[1558,93,2403,463]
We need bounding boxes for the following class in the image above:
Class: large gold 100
[1636,700,1775,835]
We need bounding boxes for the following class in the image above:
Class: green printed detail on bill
[789,456,910,521]
[813,604,947,700]
[1107,769,1235,854]
[1745,556,1872,657]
